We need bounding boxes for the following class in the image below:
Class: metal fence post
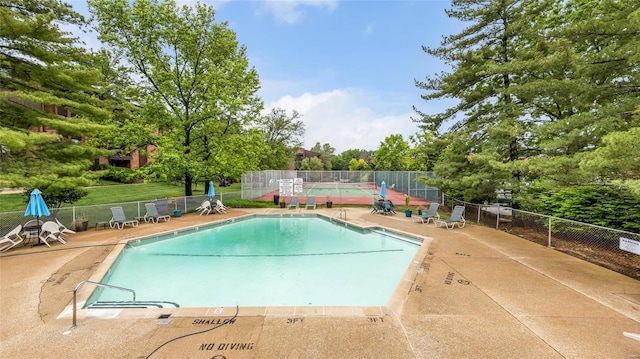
[548,217,552,247]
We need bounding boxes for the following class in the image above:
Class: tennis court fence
[241,170,441,203]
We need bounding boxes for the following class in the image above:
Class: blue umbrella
[208,181,215,200]
[24,188,50,244]
[380,181,387,199]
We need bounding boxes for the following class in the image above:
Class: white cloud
[260,0,338,24]
[265,89,418,153]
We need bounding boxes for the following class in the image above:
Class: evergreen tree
[521,0,640,193]
[0,0,112,199]
[415,0,640,207]
[414,0,549,200]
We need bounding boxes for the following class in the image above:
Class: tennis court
[245,170,439,207]
[296,182,379,198]
[256,181,431,207]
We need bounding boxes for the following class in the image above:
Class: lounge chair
[305,196,316,209]
[56,218,76,236]
[144,203,171,223]
[109,207,139,230]
[214,200,227,214]
[0,225,25,252]
[39,221,66,246]
[435,205,466,229]
[414,203,440,224]
[196,200,212,216]
[155,198,171,218]
[288,196,299,209]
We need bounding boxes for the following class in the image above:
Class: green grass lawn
[0,182,242,212]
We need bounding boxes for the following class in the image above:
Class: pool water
[88,217,420,307]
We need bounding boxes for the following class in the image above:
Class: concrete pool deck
[1,207,639,358]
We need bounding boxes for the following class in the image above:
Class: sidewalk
[1,207,638,358]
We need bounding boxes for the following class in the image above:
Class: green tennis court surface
[296,183,379,198]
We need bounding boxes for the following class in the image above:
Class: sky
[68,0,464,153]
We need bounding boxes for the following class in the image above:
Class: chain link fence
[242,170,441,202]
[442,194,640,280]
[0,192,241,235]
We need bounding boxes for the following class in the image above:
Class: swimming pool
[87,215,422,308]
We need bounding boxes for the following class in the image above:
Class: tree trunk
[184,171,193,196]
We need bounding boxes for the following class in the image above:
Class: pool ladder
[72,280,135,328]
[332,208,346,221]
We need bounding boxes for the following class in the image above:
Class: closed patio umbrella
[380,181,387,199]
[24,188,50,245]
[208,181,215,200]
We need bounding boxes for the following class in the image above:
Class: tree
[0,0,112,198]
[414,0,549,200]
[580,127,640,199]
[88,0,261,196]
[407,131,444,171]
[335,148,373,170]
[300,157,323,170]
[310,142,335,170]
[521,0,640,192]
[373,134,411,171]
[90,48,157,162]
[22,187,87,209]
[255,108,304,169]
[348,158,370,171]
[414,0,640,208]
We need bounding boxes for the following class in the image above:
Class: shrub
[536,186,640,232]
[23,188,88,208]
[102,166,139,184]
[223,199,273,208]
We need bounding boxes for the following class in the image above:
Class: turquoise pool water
[88,216,420,307]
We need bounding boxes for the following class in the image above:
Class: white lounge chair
[0,225,25,252]
[288,196,299,209]
[305,196,316,209]
[414,203,440,224]
[196,200,212,216]
[109,207,139,230]
[214,200,227,214]
[39,221,66,246]
[144,203,171,223]
[56,218,76,236]
[435,205,466,229]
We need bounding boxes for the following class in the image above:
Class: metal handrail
[72,280,136,328]
[331,208,346,221]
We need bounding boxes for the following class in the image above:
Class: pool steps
[88,301,180,309]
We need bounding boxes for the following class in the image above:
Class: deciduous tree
[88,0,261,195]
[255,108,304,170]
[373,134,410,171]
